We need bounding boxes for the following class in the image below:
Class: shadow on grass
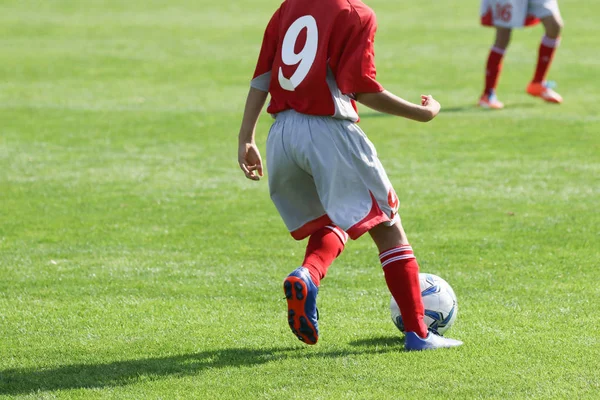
[442,102,540,112]
[349,335,405,348]
[359,106,476,118]
[441,105,478,113]
[0,340,405,395]
[361,102,537,117]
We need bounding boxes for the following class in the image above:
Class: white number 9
[278,15,318,91]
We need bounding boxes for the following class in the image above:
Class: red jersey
[251,0,384,122]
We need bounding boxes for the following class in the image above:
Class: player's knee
[369,221,408,252]
[544,15,563,38]
[555,17,564,34]
[555,13,565,29]
[494,38,510,50]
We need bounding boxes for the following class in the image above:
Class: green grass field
[1,0,599,398]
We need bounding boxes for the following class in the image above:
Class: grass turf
[0,0,599,398]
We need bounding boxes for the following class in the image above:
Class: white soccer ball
[390,273,458,336]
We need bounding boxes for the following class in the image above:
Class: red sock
[533,36,560,83]
[484,47,505,94]
[380,245,428,338]
[302,225,347,286]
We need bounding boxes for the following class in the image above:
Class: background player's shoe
[478,90,504,109]
[283,267,319,345]
[526,81,563,104]
[404,330,463,351]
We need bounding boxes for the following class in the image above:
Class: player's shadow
[0,340,404,395]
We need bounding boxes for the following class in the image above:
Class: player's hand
[238,141,264,181]
[421,95,441,120]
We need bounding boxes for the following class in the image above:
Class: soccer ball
[390,273,458,336]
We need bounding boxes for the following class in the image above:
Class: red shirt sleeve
[252,8,281,80]
[335,9,384,95]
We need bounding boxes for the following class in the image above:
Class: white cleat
[405,331,463,351]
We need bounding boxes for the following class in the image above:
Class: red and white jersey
[251,0,384,122]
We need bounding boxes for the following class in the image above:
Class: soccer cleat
[478,90,504,109]
[404,330,463,351]
[526,81,563,104]
[283,267,319,345]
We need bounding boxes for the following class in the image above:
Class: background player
[479,0,564,108]
[237,0,463,351]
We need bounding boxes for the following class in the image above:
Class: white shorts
[266,110,400,241]
[480,0,561,28]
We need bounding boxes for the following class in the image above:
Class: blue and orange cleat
[478,89,504,109]
[405,330,463,351]
[283,267,319,345]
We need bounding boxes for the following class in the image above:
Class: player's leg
[479,27,511,109]
[369,221,425,337]
[302,118,461,350]
[526,0,563,103]
[303,118,418,341]
[267,111,348,345]
[283,224,347,344]
[302,225,347,286]
[369,221,463,351]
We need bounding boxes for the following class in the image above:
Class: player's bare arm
[355,90,441,122]
[237,87,268,180]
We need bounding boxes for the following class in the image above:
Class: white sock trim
[381,254,416,268]
[379,245,413,260]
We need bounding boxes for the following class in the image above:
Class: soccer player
[479,0,564,108]
[237,0,463,351]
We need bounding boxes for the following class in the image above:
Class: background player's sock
[484,46,505,94]
[302,225,347,286]
[380,245,428,338]
[532,36,560,83]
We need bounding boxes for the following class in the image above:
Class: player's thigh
[528,0,561,21]
[494,27,512,49]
